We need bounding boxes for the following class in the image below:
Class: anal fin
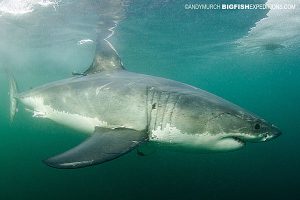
[44,127,147,169]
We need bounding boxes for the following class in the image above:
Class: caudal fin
[8,73,18,123]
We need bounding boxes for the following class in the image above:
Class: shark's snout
[257,124,282,142]
[268,124,282,140]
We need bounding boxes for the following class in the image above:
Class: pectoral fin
[44,127,147,169]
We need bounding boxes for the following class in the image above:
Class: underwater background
[0,0,299,199]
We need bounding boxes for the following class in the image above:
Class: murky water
[0,0,300,199]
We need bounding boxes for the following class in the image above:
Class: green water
[1,0,300,199]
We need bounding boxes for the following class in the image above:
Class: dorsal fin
[83,40,125,75]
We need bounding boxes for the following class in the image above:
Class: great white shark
[8,40,281,169]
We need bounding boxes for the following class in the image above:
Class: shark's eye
[254,123,261,130]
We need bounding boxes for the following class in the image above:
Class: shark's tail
[7,72,18,123]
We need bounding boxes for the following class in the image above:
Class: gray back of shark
[9,40,281,169]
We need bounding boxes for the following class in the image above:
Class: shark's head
[168,93,282,152]
[205,109,282,149]
[202,101,281,150]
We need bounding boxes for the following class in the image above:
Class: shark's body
[9,41,281,169]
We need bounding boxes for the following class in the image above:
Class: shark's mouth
[231,136,246,145]
[229,132,275,144]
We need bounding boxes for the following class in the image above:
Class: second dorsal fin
[82,40,125,75]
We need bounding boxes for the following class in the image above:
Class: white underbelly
[41,110,108,134]
[22,96,108,134]
[149,123,244,151]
